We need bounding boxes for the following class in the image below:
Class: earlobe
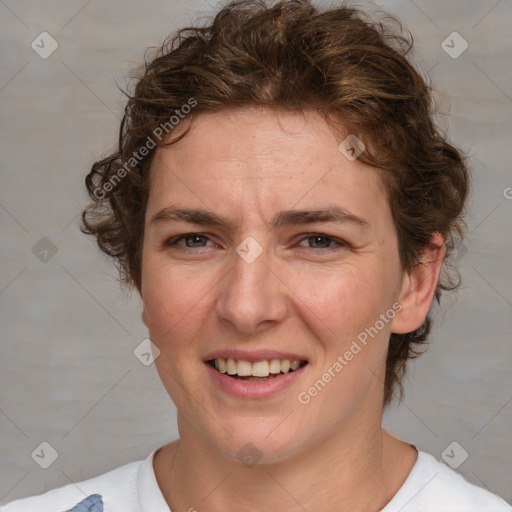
[141,307,149,328]
[141,309,147,327]
[140,292,150,328]
[138,280,149,328]
[390,232,446,334]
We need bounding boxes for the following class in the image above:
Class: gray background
[1,0,511,505]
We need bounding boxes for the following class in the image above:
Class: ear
[141,306,149,328]
[390,232,446,334]
[139,288,149,328]
[137,279,150,328]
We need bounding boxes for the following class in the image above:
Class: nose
[215,244,287,334]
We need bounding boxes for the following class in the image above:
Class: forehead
[153,107,350,176]
[147,107,390,229]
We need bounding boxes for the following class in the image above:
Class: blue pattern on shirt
[65,494,103,512]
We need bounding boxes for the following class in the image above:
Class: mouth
[206,358,309,382]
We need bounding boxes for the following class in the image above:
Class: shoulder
[383,450,512,512]
[0,456,147,512]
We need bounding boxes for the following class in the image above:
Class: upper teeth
[213,358,303,377]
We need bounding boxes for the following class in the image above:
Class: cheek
[142,255,215,332]
[289,261,393,342]
[140,260,214,392]
[293,266,394,404]
[141,259,213,406]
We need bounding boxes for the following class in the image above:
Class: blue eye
[164,233,346,252]
[299,234,345,251]
[170,234,211,248]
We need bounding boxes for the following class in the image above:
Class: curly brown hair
[81,0,469,407]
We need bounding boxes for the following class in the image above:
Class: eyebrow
[149,206,369,230]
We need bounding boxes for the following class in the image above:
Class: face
[140,107,408,465]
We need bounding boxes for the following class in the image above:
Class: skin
[139,107,445,511]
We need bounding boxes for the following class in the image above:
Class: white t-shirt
[1,448,510,512]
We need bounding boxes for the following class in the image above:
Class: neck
[154,409,414,511]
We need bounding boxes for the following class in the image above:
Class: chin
[204,417,309,467]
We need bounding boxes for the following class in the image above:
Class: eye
[297,234,347,252]
[165,233,213,249]
[163,232,347,253]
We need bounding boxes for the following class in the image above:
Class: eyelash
[164,233,347,253]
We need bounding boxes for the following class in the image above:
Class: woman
[2,1,510,511]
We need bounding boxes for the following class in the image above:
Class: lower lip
[205,362,308,399]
